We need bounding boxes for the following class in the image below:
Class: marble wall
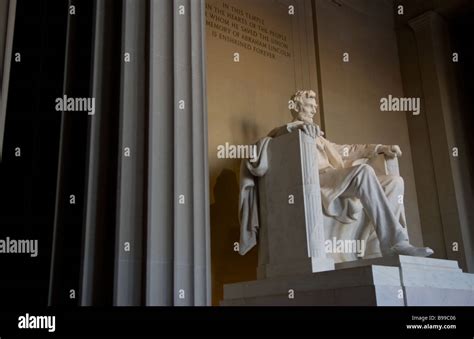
[206,0,427,304]
[206,0,318,304]
[314,0,423,247]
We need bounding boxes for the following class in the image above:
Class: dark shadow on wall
[452,11,474,193]
[240,117,260,143]
[210,167,257,306]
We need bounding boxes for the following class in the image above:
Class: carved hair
[290,90,317,117]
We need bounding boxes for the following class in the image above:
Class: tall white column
[113,0,148,306]
[77,0,211,306]
[146,0,175,307]
[146,0,210,306]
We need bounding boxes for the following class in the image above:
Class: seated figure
[239,89,433,260]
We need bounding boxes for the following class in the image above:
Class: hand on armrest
[268,121,324,139]
[376,145,402,158]
[367,153,400,176]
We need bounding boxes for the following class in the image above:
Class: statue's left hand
[380,145,402,158]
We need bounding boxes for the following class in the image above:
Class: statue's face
[296,97,317,123]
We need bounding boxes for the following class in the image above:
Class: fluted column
[75,0,211,306]
[80,0,123,307]
[113,0,148,306]
[146,0,210,306]
[190,0,211,307]
[0,0,16,160]
[146,0,175,306]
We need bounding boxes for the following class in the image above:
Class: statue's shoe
[390,242,434,257]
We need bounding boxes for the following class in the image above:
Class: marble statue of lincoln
[239,89,433,258]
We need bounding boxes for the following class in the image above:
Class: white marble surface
[222,265,403,306]
[336,255,461,271]
[257,130,334,278]
[222,256,474,306]
[224,265,400,298]
[244,90,432,280]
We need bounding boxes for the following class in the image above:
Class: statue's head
[290,90,318,124]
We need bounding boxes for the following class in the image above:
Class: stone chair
[256,130,401,279]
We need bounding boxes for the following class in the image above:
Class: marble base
[257,257,335,280]
[221,255,474,306]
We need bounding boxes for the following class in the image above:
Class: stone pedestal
[221,255,474,306]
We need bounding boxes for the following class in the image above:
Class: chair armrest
[367,154,400,176]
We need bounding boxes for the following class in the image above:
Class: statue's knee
[353,164,376,187]
[358,163,376,177]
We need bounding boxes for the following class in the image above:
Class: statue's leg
[375,175,434,256]
[376,174,408,230]
[341,164,409,254]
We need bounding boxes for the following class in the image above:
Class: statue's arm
[328,140,383,160]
